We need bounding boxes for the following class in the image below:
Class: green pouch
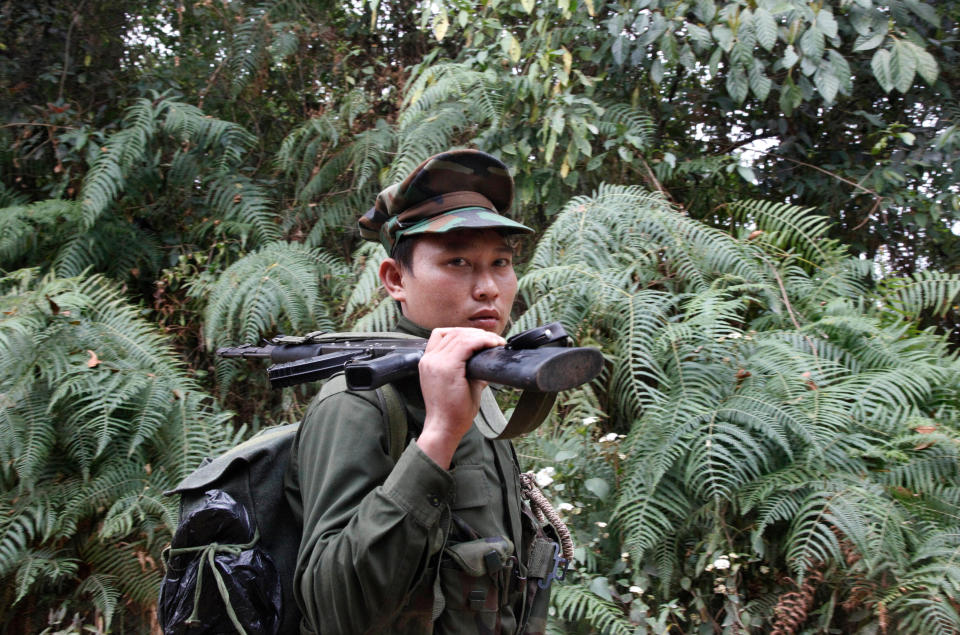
[445,536,515,576]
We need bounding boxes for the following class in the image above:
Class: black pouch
[159,489,281,635]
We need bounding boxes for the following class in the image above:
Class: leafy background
[2,0,959,633]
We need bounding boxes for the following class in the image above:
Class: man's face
[384,229,518,334]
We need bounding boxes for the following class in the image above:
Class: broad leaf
[754,8,778,51]
[814,66,840,104]
[727,65,749,104]
[749,60,772,101]
[890,40,917,93]
[586,478,611,500]
[871,48,894,92]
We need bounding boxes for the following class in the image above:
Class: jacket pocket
[435,536,514,630]
[450,464,490,510]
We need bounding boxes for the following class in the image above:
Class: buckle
[508,555,525,582]
[537,543,569,589]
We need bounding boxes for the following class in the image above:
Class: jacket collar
[394,314,433,339]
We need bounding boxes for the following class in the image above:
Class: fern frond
[728,199,843,266]
[550,582,636,635]
[0,269,233,621]
[390,107,472,183]
[199,174,281,246]
[685,420,769,501]
[401,62,504,129]
[228,7,270,98]
[53,213,162,280]
[162,100,256,170]
[0,199,80,268]
[0,180,29,207]
[267,21,300,63]
[352,296,399,332]
[344,241,389,321]
[203,241,320,346]
[76,574,122,630]
[14,550,79,604]
[79,537,162,606]
[879,270,960,319]
[79,98,162,229]
[614,474,691,561]
[597,102,656,149]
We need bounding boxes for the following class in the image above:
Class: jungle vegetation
[2,0,959,632]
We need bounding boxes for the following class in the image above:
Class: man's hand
[415,327,506,469]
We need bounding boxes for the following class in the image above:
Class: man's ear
[379,258,406,303]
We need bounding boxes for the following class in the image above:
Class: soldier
[284,149,561,633]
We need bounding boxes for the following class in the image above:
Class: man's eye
[494,258,512,267]
[449,257,468,266]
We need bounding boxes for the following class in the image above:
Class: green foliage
[0,93,276,288]
[276,109,395,244]
[0,199,162,281]
[203,241,352,396]
[513,185,960,632]
[0,269,233,629]
[345,241,399,332]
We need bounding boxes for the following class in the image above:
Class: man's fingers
[425,327,505,355]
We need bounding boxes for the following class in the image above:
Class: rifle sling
[476,389,557,440]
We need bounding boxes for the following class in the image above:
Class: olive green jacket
[284,317,552,634]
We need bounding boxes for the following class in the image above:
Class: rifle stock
[346,346,602,392]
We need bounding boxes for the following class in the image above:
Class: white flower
[620,552,630,561]
[712,556,731,570]
[595,521,608,528]
[629,585,644,594]
[534,466,556,488]
[557,502,574,512]
[583,416,599,425]
[600,432,618,443]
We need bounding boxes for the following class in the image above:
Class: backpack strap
[378,382,408,462]
[319,374,408,462]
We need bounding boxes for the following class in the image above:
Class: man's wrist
[416,418,466,470]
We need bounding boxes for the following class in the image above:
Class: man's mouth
[468,311,501,328]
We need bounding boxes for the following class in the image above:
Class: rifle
[217,322,603,394]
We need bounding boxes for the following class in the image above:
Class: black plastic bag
[159,489,281,635]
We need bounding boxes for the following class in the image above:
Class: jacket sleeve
[291,390,454,634]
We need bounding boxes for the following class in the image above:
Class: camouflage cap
[358,149,533,253]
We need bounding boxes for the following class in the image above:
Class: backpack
[158,376,408,635]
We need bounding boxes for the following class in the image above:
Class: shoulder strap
[318,374,408,463]
[318,373,349,400]
[377,382,408,463]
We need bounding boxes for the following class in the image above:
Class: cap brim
[398,207,534,240]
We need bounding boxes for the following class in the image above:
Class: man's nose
[473,268,500,299]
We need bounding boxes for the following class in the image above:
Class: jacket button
[428,495,441,507]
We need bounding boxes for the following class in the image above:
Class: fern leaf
[879,270,960,318]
